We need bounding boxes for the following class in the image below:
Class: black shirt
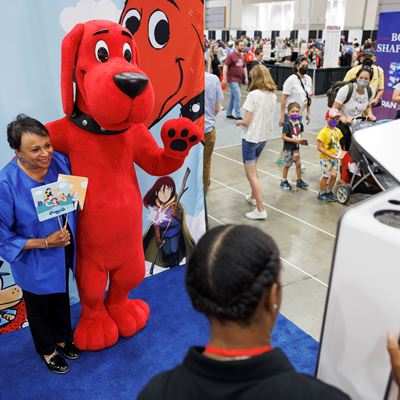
[282,120,303,151]
[210,55,221,78]
[137,347,350,400]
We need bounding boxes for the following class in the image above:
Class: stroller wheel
[335,185,351,204]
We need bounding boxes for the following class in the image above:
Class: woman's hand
[46,229,71,248]
[306,111,311,125]
[387,332,400,387]
[340,116,353,124]
[367,114,376,121]
[279,116,285,127]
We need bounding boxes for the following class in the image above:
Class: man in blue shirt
[204,68,224,194]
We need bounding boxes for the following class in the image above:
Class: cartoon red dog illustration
[46,20,202,350]
[120,0,204,128]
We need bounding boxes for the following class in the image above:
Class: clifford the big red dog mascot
[46,20,202,351]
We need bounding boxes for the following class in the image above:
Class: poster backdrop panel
[375,12,400,119]
[0,0,205,333]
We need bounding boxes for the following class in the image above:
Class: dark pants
[23,244,73,355]
[337,122,352,151]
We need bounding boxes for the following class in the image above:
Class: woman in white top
[236,65,277,220]
[332,65,375,150]
[279,56,313,127]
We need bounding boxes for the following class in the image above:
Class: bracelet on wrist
[44,238,49,249]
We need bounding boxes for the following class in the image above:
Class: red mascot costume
[46,20,202,351]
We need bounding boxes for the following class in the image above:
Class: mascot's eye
[148,10,169,49]
[123,43,133,63]
[95,40,109,63]
[122,8,141,35]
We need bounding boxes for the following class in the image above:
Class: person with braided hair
[138,225,350,399]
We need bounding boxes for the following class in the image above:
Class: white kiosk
[317,120,400,400]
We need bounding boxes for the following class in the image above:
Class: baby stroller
[335,118,393,204]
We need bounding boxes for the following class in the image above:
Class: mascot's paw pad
[161,117,202,155]
[167,128,198,151]
[107,299,150,338]
[73,311,119,351]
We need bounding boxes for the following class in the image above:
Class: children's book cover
[31,181,75,222]
[58,174,88,210]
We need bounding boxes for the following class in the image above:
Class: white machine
[317,120,400,399]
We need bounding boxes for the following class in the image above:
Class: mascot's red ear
[61,23,84,116]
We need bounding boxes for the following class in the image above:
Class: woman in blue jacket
[0,115,79,374]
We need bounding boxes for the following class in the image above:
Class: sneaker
[296,179,309,189]
[226,115,235,119]
[245,194,257,206]
[280,180,292,191]
[327,191,337,202]
[245,209,267,220]
[234,116,243,120]
[317,192,330,202]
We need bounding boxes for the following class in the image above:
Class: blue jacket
[0,152,77,295]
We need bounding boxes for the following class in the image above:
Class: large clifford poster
[375,12,400,120]
[0,0,205,334]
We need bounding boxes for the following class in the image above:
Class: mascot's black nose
[113,72,148,99]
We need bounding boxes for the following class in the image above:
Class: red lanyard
[204,344,272,358]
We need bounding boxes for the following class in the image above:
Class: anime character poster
[143,169,195,275]
[0,0,205,331]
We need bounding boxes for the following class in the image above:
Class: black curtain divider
[266,65,352,95]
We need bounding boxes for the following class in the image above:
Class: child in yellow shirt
[316,109,343,202]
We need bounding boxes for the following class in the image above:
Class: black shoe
[226,115,235,119]
[235,116,243,120]
[41,354,69,374]
[56,341,80,360]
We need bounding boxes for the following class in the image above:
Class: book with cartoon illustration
[31,181,75,222]
[57,174,88,210]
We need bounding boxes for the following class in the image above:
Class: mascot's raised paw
[106,299,150,337]
[161,117,203,158]
[73,309,119,351]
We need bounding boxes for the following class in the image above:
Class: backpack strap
[344,82,354,104]
[366,85,372,101]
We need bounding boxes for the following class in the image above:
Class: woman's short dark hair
[7,114,49,151]
[356,65,374,80]
[294,56,308,66]
[186,225,281,325]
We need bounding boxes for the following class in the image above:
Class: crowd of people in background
[204,34,400,213]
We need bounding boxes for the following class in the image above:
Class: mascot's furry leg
[73,246,150,349]
[105,246,150,337]
[74,259,120,350]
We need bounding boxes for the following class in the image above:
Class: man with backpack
[343,49,384,107]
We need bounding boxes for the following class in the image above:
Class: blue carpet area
[0,266,318,400]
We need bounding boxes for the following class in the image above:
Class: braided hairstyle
[186,225,281,326]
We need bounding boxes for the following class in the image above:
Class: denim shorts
[242,139,267,164]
